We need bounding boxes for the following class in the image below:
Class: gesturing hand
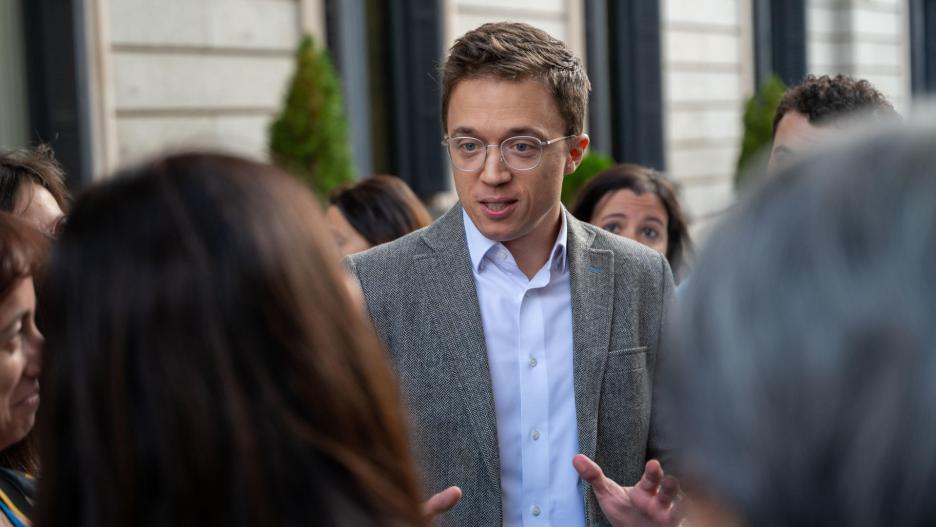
[422,486,463,519]
[573,454,683,527]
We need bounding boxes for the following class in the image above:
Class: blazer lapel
[567,212,614,462]
[414,205,501,490]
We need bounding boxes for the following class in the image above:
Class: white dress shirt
[463,210,586,527]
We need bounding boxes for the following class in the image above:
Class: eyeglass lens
[447,137,543,171]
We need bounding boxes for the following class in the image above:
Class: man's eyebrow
[505,127,547,139]
[448,126,549,139]
[451,127,476,137]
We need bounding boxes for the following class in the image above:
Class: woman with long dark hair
[571,164,692,281]
[0,213,47,527]
[36,153,427,527]
[326,175,432,256]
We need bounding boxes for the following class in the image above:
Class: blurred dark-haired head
[37,153,426,527]
[769,74,899,171]
[665,122,936,526]
[326,175,432,256]
[0,145,69,236]
[570,164,691,280]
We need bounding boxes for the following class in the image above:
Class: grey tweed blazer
[348,204,674,527]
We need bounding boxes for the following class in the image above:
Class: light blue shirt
[463,210,586,527]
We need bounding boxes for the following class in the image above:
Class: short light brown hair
[441,22,590,136]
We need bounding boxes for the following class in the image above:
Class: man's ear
[565,134,590,175]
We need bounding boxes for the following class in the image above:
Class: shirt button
[528,356,537,368]
[531,505,541,517]
[531,429,541,441]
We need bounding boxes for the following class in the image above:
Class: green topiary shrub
[735,75,786,189]
[561,151,616,206]
[270,35,355,195]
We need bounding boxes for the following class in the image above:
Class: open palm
[573,455,683,527]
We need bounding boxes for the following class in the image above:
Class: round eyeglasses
[441,135,574,172]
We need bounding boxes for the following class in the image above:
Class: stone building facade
[0,0,926,223]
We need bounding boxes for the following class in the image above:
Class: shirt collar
[462,208,568,274]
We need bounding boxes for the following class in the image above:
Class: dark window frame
[753,0,807,88]
[325,0,374,178]
[586,0,665,170]
[22,0,94,190]
[385,0,446,199]
[911,0,936,94]
[325,0,445,199]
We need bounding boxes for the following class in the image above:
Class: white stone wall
[90,0,310,174]
[807,0,910,111]
[661,0,753,225]
[84,0,914,202]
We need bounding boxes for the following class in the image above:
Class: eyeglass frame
[440,134,576,172]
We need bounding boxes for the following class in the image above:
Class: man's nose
[478,145,511,186]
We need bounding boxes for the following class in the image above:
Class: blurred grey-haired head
[664,116,936,526]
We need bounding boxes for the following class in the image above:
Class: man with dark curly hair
[768,74,899,171]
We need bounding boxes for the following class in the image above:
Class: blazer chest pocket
[605,346,648,374]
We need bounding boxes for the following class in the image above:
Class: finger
[655,476,680,508]
[422,486,463,518]
[572,454,612,495]
[670,492,690,525]
[636,459,665,493]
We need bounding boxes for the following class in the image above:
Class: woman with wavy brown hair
[0,213,47,527]
[36,153,427,527]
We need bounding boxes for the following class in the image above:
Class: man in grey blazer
[348,22,680,527]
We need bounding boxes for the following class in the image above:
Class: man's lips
[478,199,518,218]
